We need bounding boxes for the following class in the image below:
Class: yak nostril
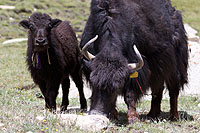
[35,39,46,45]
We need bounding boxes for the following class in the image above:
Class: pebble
[2,38,27,45]
[59,114,109,131]
[36,116,45,121]
[0,123,4,127]
[0,5,15,10]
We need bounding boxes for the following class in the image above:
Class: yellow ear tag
[130,72,138,78]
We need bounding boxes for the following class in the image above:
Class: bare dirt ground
[183,24,200,95]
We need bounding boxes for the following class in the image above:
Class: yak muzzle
[35,38,48,46]
[34,38,49,51]
[35,38,46,45]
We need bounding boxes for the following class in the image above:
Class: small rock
[198,103,200,108]
[188,43,193,46]
[0,5,15,10]
[2,38,27,45]
[2,127,7,132]
[59,114,109,131]
[0,123,4,127]
[184,24,199,42]
[9,17,15,21]
[36,116,45,121]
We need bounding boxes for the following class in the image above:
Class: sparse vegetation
[0,0,200,132]
[172,0,200,35]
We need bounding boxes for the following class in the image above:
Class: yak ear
[50,19,62,27]
[19,20,30,29]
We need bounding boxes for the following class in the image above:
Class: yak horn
[128,45,144,71]
[81,35,98,60]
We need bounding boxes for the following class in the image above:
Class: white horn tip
[133,45,138,52]
[94,35,98,40]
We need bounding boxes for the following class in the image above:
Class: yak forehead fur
[90,45,130,91]
[29,12,51,27]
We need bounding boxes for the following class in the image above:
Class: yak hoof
[80,108,87,113]
[169,115,179,121]
[80,104,87,113]
[60,106,68,113]
[48,108,56,114]
[46,105,56,113]
[80,104,87,110]
[128,116,140,124]
[45,104,56,113]
[80,100,87,110]
[147,110,161,119]
[169,111,179,121]
[109,108,119,120]
[127,110,140,124]
[45,103,50,109]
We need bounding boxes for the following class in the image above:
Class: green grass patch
[0,0,90,42]
[172,0,200,35]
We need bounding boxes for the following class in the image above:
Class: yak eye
[48,23,52,28]
[29,24,35,31]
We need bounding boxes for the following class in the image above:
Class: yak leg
[71,72,87,110]
[124,89,140,124]
[148,80,164,118]
[166,79,180,121]
[60,77,70,112]
[109,107,119,120]
[46,82,60,112]
[38,81,50,109]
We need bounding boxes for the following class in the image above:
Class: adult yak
[80,0,188,123]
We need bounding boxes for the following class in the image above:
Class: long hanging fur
[80,0,188,120]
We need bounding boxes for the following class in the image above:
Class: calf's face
[19,13,61,51]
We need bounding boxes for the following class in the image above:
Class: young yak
[19,12,87,112]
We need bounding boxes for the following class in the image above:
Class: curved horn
[81,35,98,60]
[128,45,144,71]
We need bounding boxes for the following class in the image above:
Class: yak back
[90,0,178,51]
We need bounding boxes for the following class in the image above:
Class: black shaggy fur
[80,0,188,123]
[19,12,87,112]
